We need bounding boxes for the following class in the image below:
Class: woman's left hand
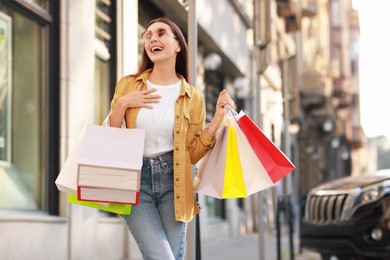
[215,89,235,118]
[205,89,235,137]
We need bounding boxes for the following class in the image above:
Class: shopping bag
[55,128,85,194]
[226,112,274,196]
[195,108,257,199]
[195,107,287,199]
[222,125,247,198]
[67,194,132,215]
[55,131,133,211]
[76,124,145,203]
[194,125,229,199]
[55,124,144,205]
[235,110,295,182]
[77,124,145,191]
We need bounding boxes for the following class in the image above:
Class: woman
[106,17,234,260]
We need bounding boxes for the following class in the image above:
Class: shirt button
[176,130,180,134]
[176,162,179,166]
[176,147,179,151]
[176,115,179,118]
[176,195,180,199]
[176,177,179,181]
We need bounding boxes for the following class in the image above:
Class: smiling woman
[103,17,235,260]
[353,0,390,139]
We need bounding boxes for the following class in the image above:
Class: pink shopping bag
[194,125,229,199]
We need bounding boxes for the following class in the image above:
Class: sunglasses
[140,28,177,42]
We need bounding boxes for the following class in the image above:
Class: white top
[136,80,181,157]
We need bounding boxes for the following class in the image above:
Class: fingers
[145,98,160,104]
[141,103,154,109]
[143,88,158,94]
[138,88,161,106]
[217,90,235,108]
[121,87,161,109]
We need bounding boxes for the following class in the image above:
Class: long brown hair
[135,18,189,81]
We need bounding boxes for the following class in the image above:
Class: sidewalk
[201,230,321,260]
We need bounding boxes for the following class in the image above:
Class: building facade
[0,0,366,259]
[0,0,261,259]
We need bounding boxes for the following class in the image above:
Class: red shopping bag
[235,111,295,183]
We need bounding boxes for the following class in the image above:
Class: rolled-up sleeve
[102,113,126,128]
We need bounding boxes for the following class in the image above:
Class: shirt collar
[135,69,193,98]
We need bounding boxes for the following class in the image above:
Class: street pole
[187,1,198,260]
[282,58,294,260]
[188,0,197,86]
[253,0,270,259]
[282,60,292,197]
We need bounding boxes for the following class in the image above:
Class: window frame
[94,0,117,100]
[1,0,60,215]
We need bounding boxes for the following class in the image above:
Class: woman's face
[142,22,180,64]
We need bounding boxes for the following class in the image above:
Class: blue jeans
[123,151,187,260]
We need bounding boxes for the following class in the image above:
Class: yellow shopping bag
[195,109,247,199]
[222,126,247,198]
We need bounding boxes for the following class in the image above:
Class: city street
[2,0,387,259]
[202,230,321,260]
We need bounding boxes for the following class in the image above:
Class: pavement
[201,229,321,260]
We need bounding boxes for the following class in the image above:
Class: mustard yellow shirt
[109,69,216,222]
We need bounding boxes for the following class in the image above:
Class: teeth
[152,47,163,52]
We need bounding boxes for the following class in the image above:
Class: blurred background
[0,0,389,259]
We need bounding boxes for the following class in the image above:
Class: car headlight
[341,185,383,221]
[356,184,383,206]
[361,187,380,204]
[341,182,388,220]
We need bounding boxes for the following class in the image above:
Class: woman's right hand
[118,85,161,109]
[109,86,161,127]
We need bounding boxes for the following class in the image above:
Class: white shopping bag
[55,124,145,204]
[77,124,145,191]
[55,130,84,194]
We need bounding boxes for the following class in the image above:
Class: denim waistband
[143,151,174,163]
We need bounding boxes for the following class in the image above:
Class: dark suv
[300,169,390,260]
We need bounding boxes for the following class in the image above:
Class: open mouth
[151,46,163,53]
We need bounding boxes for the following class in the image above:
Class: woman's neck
[149,66,179,85]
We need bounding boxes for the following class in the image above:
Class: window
[0,1,59,213]
[94,0,115,124]
[95,0,112,48]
